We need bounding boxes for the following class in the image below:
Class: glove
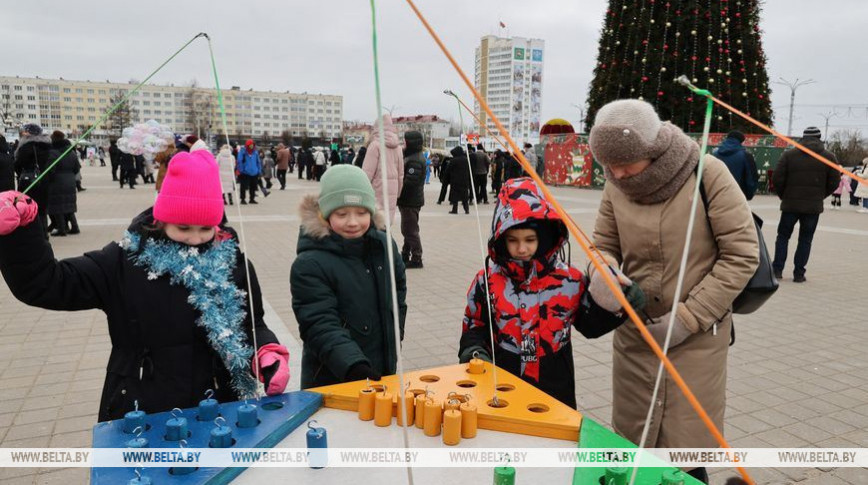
[255,343,289,396]
[588,264,637,313]
[458,346,492,364]
[0,191,38,236]
[345,362,381,382]
[645,304,699,349]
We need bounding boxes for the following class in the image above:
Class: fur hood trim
[298,194,386,239]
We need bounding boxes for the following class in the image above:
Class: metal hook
[307,420,319,430]
[179,439,187,449]
[464,393,472,402]
[366,378,371,390]
[134,400,139,412]
[132,426,143,438]
[472,350,480,360]
[170,408,183,419]
[214,416,226,428]
[134,467,143,479]
[204,389,214,400]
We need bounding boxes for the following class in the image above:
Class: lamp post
[570,103,586,134]
[818,110,837,140]
[773,77,816,137]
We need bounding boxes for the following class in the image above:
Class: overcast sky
[4,0,867,137]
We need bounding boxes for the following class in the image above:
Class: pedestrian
[712,130,759,200]
[262,149,275,190]
[0,136,14,192]
[524,142,542,178]
[275,143,291,190]
[491,149,506,195]
[216,144,236,205]
[14,123,53,237]
[459,177,635,408]
[771,126,839,282]
[109,139,121,181]
[353,146,366,168]
[472,144,489,203]
[397,131,426,269]
[346,147,355,167]
[329,148,341,167]
[0,150,290,421]
[447,145,471,214]
[854,159,868,213]
[849,166,861,206]
[831,171,851,210]
[436,154,451,205]
[236,139,261,204]
[424,149,432,184]
[118,150,137,189]
[298,140,314,181]
[98,146,106,167]
[313,147,326,182]
[291,165,407,388]
[588,100,759,485]
[361,114,404,222]
[288,146,297,174]
[46,131,80,237]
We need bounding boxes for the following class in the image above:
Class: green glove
[624,282,647,312]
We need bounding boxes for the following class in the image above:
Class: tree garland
[119,231,258,398]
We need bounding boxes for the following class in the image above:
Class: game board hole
[262,402,283,411]
[456,380,477,388]
[368,384,386,393]
[236,419,262,428]
[169,466,199,475]
[487,398,509,409]
[527,403,550,413]
[419,375,440,383]
[409,388,426,397]
[495,384,515,392]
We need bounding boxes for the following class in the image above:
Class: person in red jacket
[458,177,644,408]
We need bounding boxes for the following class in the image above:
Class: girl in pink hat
[0,150,289,422]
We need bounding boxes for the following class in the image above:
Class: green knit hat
[318,165,378,218]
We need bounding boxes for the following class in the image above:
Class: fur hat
[589,99,668,166]
[21,123,43,136]
[153,150,224,226]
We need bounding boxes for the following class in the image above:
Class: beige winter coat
[362,114,404,222]
[592,155,759,449]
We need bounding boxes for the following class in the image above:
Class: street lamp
[818,110,838,140]
[773,77,816,137]
[570,103,586,134]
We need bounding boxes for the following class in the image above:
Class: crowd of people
[0,99,862,484]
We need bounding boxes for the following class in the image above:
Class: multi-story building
[342,122,373,149]
[0,75,342,143]
[392,115,451,149]
[474,35,544,144]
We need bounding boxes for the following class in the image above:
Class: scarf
[603,123,700,205]
[119,231,258,398]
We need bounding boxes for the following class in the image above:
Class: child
[458,178,643,409]
[291,165,407,389]
[832,171,851,209]
[0,150,289,422]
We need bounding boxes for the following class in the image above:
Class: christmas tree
[586,0,773,133]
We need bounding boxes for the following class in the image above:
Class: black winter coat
[14,134,53,205]
[291,196,407,389]
[448,147,472,203]
[46,140,79,215]
[0,144,13,192]
[397,149,426,208]
[0,209,277,421]
[772,138,839,214]
[109,144,121,167]
[119,152,137,171]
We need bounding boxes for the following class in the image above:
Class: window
[27,104,36,110]
[87,89,94,94]
[99,90,106,95]
[27,86,34,92]
[14,85,22,91]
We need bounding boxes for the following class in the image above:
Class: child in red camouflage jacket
[458,177,644,408]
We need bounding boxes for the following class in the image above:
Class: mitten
[0,191,38,236]
[345,362,381,382]
[645,303,699,349]
[255,343,289,396]
[588,264,634,313]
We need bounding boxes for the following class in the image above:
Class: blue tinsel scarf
[119,231,258,398]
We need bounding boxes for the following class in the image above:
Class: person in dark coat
[397,131,426,268]
[118,151,138,189]
[771,126,839,283]
[46,131,80,236]
[712,130,759,200]
[0,150,289,422]
[14,124,53,237]
[0,135,14,192]
[472,144,490,204]
[447,145,471,214]
[291,165,407,389]
[329,148,341,166]
[298,139,315,180]
[108,139,121,181]
[436,155,451,204]
[491,149,506,195]
[353,146,367,168]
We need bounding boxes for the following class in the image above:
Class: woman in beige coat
[587,100,759,484]
[362,114,404,222]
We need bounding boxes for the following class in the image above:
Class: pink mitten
[255,343,290,396]
[0,191,38,236]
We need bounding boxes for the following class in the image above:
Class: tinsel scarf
[119,231,257,398]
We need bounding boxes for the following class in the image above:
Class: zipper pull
[713,323,718,336]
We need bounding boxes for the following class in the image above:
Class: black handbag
[698,173,779,315]
[17,146,41,190]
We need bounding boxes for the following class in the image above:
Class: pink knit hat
[153,150,223,226]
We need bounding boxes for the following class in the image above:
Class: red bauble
[692,55,698,60]
[705,57,711,62]
[664,44,669,50]
[735,12,741,17]
[642,39,649,45]
[641,76,649,82]
[689,120,696,125]
[758,94,764,99]
[687,97,694,101]
[657,91,664,96]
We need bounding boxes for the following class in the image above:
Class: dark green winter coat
[291,195,407,389]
